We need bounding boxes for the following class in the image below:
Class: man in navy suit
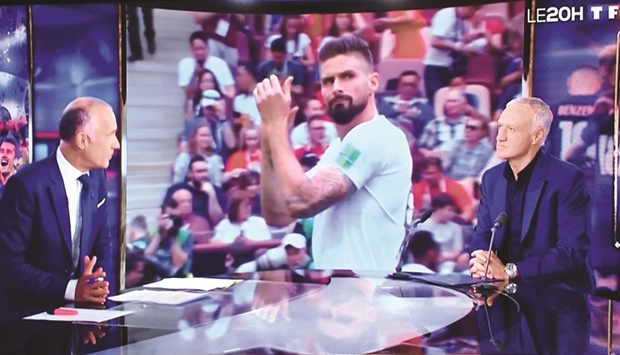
[469,97,593,297]
[0,97,120,326]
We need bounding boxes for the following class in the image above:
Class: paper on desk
[143,277,242,292]
[109,289,210,305]
[24,309,133,323]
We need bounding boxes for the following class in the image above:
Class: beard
[327,95,367,125]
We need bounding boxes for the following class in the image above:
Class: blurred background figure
[235,233,311,272]
[374,10,427,59]
[422,6,482,104]
[212,190,272,244]
[0,134,21,200]
[144,199,194,280]
[125,251,146,289]
[126,214,150,252]
[401,230,440,273]
[417,193,468,273]
[127,6,156,62]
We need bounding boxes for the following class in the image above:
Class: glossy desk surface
[3,270,603,354]
[97,270,473,354]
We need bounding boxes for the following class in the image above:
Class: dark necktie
[72,174,91,274]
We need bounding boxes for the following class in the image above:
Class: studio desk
[3,270,598,355]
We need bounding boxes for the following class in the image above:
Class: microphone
[475,212,508,293]
[483,212,507,280]
[491,211,508,233]
[483,302,505,352]
[395,210,432,273]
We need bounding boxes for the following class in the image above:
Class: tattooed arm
[256,75,356,226]
[260,121,356,226]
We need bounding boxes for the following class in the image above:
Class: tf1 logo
[527,5,620,23]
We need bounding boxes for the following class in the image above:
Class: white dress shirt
[56,147,89,301]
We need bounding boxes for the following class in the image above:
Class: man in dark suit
[256,36,306,96]
[0,97,120,326]
[469,97,593,297]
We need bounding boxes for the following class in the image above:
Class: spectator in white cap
[235,233,311,273]
[184,88,237,162]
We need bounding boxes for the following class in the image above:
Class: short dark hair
[126,251,145,272]
[189,30,207,44]
[430,193,456,210]
[237,61,258,81]
[0,134,21,159]
[419,157,443,172]
[188,154,207,172]
[270,36,287,53]
[318,35,373,67]
[59,107,90,141]
[161,197,179,212]
[408,231,439,259]
[399,70,420,79]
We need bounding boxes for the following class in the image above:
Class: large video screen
[124,1,525,286]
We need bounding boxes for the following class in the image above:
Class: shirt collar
[503,149,541,183]
[56,146,87,183]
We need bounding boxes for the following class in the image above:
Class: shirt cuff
[65,279,78,301]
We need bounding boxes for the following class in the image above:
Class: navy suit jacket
[476,283,591,354]
[0,151,112,324]
[469,150,594,293]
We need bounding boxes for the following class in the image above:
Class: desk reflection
[3,271,597,354]
[475,283,590,355]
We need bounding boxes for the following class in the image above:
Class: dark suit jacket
[469,150,594,293]
[476,282,591,355]
[0,151,112,324]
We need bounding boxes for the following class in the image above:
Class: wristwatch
[504,263,518,280]
[504,282,518,294]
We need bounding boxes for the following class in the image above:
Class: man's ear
[369,72,380,93]
[75,131,88,150]
[533,127,545,145]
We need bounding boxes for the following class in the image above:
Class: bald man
[0,97,120,325]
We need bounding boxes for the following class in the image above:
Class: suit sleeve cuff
[65,279,78,301]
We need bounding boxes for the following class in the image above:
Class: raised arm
[256,75,355,226]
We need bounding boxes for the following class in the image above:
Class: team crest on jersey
[336,144,361,169]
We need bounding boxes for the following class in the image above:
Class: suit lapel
[491,164,508,251]
[46,155,72,255]
[521,153,549,242]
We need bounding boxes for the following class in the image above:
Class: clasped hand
[254,75,299,129]
[469,250,507,280]
[469,250,509,307]
[75,255,109,304]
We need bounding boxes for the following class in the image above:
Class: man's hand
[201,181,217,197]
[471,279,509,307]
[81,324,107,345]
[251,273,292,322]
[469,250,507,280]
[254,75,298,129]
[75,256,109,304]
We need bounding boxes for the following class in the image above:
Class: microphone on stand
[394,210,433,273]
[475,212,508,293]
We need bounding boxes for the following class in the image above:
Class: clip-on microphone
[473,212,508,294]
[392,210,433,276]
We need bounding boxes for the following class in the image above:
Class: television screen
[124,1,525,286]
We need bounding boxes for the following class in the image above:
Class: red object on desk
[53,307,79,316]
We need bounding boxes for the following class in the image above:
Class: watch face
[505,263,517,278]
